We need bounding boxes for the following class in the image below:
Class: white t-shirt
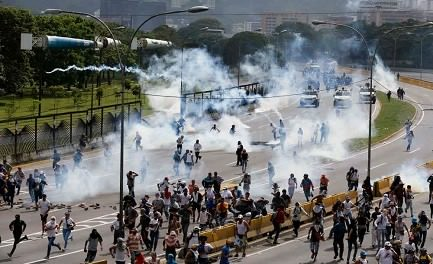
[288,177,297,187]
[193,143,202,152]
[376,248,393,264]
[61,217,74,229]
[114,246,127,261]
[45,221,57,237]
[149,218,159,232]
[38,200,51,215]
[343,200,353,215]
[180,194,191,206]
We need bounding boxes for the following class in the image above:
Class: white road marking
[23,249,83,264]
[409,148,420,154]
[226,161,236,166]
[364,162,387,171]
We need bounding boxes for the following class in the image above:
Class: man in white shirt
[44,216,62,259]
[376,241,395,264]
[38,194,51,237]
[221,187,233,203]
[193,139,202,163]
[374,210,389,249]
[342,196,354,219]
[288,174,297,198]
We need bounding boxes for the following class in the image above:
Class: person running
[405,130,414,152]
[418,210,431,248]
[110,237,130,264]
[52,149,61,169]
[176,135,184,153]
[307,221,323,262]
[173,150,181,177]
[84,229,103,264]
[268,205,286,244]
[44,216,62,259]
[297,127,304,147]
[58,211,76,250]
[288,173,297,198]
[376,241,396,264]
[300,174,314,201]
[375,209,389,250]
[405,185,415,217]
[73,149,83,170]
[229,125,236,135]
[332,217,347,261]
[127,228,144,264]
[236,141,243,166]
[193,139,202,163]
[134,131,143,150]
[182,150,194,178]
[292,202,308,237]
[319,174,329,195]
[270,123,277,140]
[346,219,358,263]
[149,212,161,251]
[234,215,249,257]
[239,173,251,193]
[7,214,28,257]
[13,167,25,195]
[210,124,220,133]
[38,194,51,237]
[267,161,275,186]
[240,149,248,173]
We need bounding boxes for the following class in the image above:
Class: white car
[358,88,376,104]
[300,91,320,108]
[333,89,352,108]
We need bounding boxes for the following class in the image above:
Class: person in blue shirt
[220,240,231,264]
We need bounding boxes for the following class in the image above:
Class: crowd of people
[0,120,432,264]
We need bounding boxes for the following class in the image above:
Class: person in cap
[187,226,201,249]
[234,214,249,257]
[403,244,418,264]
[109,237,130,264]
[220,240,232,264]
[354,250,368,264]
[44,216,62,259]
[7,214,28,257]
[419,248,432,264]
[376,241,395,264]
[58,211,76,250]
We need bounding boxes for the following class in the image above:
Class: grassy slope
[348,91,416,151]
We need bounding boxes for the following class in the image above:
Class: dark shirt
[332,222,346,240]
[9,219,26,234]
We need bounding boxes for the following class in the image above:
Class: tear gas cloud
[45,36,409,202]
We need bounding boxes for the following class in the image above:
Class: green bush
[47,85,66,97]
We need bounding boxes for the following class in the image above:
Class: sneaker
[242,253,246,257]
[234,253,239,257]
[273,241,279,245]
[24,235,28,240]
[311,253,315,259]
[69,236,73,241]
[333,255,337,260]
[7,253,12,258]
[61,248,65,252]
[44,256,49,259]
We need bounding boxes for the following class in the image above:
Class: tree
[0,7,34,94]
[222,32,267,67]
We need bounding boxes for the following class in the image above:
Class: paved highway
[0,74,432,263]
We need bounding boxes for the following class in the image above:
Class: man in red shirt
[268,205,286,244]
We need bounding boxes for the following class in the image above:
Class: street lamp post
[43,5,208,236]
[311,20,432,181]
[392,32,413,68]
[419,33,433,80]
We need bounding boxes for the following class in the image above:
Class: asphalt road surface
[0,73,432,263]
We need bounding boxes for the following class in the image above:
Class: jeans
[376,229,386,249]
[85,250,97,262]
[333,238,344,258]
[47,236,61,257]
[150,230,159,251]
[62,228,71,249]
[406,200,414,217]
[347,239,357,261]
[268,222,281,243]
[420,230,427,248]
[28,188,35,202]
[181,222,189,242]
[241,160,248,173]
[173,162,180,177]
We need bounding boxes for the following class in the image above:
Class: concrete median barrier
[400,76,433,90]
[373,176,393,197]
